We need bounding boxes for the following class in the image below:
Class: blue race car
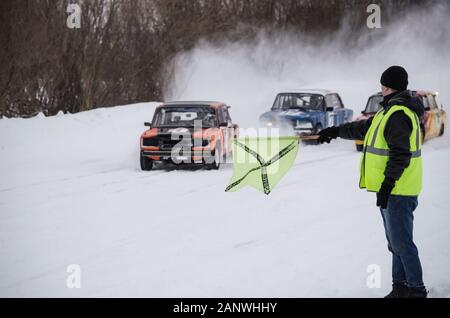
[259,89,353,135]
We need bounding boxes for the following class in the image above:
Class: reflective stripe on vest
[359,105,422,196]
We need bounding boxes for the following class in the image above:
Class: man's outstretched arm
[338,117,374,140]
[318,117,374,144]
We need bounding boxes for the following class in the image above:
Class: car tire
[356,144,363,152]
[439,124,445,136]
[140,154,153,171]
[206,145,221,170]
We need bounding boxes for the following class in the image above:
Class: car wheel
[206,145,221,170]
[439,124,445,136]
[356,144,363,152]
[140,154,153,171]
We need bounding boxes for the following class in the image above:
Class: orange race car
[354,91,446,151]
[140,101,239,170]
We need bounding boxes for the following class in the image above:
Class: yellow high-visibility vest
[360,105,422,196]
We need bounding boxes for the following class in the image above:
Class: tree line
[0,0,433,117]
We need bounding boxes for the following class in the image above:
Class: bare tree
[0,0,440,118]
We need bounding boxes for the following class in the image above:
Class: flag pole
[298,135,319,142]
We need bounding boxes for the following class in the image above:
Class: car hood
[356,112,377,121]
[260,109,320,121]
[142,127,216,139]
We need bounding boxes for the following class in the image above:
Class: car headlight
[295,121,313,129]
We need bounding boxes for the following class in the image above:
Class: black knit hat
[380,66,409,91]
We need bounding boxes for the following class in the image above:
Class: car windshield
[272,93,324,111]
[152,106,217,128]
[365,95,383,113]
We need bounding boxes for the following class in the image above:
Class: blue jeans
[380,195,425,289]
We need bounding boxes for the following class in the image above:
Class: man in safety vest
[318,66,427,298]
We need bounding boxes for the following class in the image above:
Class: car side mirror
[326,107,334,112]
[361,110,365,114]
[219,122,228,127]
[144,122,152,128]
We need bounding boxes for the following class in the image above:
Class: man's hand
[318,127,340,144]
[376,179,396,209]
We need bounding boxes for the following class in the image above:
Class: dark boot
[406,287,428,298]
[385,283,409,298]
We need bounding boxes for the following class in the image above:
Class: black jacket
[339,90,424,185]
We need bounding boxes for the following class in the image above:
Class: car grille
[159,135,183,150]
[142,138,159,147]
[143,134,209,150]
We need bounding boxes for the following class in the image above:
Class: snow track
[1,103,449,297]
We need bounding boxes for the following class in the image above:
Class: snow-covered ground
[1,102,449,297]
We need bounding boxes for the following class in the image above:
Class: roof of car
[160,101,226,109]
[278,89,338,95]
[414,90,437,97]
[371,90,437,97]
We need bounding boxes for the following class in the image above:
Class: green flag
[225,136,299,195]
